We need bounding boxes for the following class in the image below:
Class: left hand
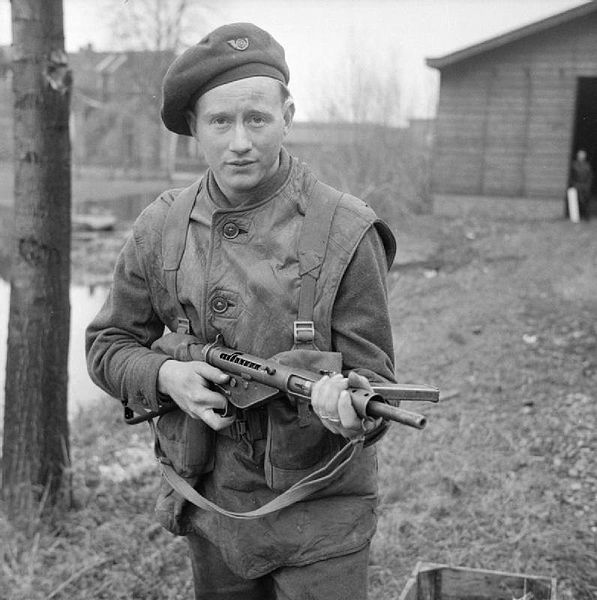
[311,371,374,438]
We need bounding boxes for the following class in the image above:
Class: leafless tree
[315,46,404,127]
[3,0,72,523]
[109,0,203,53]
[307,48,432,225]
[104,0,211,174]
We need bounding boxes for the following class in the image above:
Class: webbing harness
[156,179,365,519]
[162,180,343,346]
[294,181,342,348]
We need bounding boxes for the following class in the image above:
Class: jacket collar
[188,148,312,224]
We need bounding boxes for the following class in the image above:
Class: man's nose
[229,124,252,153]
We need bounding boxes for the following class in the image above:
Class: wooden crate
[399,562,557,600]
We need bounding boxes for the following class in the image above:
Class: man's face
[191,77,293,203]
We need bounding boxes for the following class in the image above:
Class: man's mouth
[227,160,256,167]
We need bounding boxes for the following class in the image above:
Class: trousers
[187,533,370,600]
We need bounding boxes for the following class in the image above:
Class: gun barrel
[366,400,427,429]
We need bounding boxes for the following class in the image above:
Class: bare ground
[375,205,597,599]
[1,199,596,599]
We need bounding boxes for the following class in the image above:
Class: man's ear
[185,109,198,139]
[282,99,295,136]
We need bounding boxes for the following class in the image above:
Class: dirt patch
[374,211,597,599]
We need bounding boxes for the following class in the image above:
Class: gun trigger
[213,402,236,419]
[210,382,234,417]
[211,382,232,397]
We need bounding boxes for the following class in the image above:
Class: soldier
[86,23,396,599]
[569,149,593,221]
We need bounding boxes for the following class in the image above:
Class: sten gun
[125,340,439,428]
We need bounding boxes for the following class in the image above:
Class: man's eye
[249,115,266,126]
[211,117,230,127]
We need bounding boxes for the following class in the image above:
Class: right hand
[157,360,235,431]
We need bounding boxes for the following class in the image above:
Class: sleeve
[331,225,396,384]
[85,233,171,412]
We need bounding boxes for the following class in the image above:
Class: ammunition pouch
[155,410,215,478]
[149,335,216,534]
[264,348,346,492]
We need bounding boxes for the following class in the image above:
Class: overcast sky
[0,0,588,121]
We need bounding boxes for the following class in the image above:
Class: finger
[192,361,230,384]
[328,373,348,388]
[173,388,228,415]
[190,388,229,411]
[321,374,348,417]
[347,371,372,391]
[310,374,330,413]
[196,408,236,431]
[337,390,361,430]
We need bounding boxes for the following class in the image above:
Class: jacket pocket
[264,349,345,493]
[155,410,215,478]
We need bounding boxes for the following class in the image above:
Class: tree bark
[2,0,72,520]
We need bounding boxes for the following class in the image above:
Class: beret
[161,23,289,136]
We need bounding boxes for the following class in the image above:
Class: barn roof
[426,1,597,69]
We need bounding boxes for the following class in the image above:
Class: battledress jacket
[86,151,396,579]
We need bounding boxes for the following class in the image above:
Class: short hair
[279,81,292,105]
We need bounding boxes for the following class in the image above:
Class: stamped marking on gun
[218,351,262,371]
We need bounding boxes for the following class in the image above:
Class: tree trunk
[2,0,72,521]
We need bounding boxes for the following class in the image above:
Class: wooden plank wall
[432,12,597,198]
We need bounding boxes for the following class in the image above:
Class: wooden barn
[426,2,597,199]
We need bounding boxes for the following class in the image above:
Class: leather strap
[162,185,199,334]
[158,435,363,520]
[295,181,343,348]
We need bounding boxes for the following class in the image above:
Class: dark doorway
[570,77,597,217]
[572,78,597,167]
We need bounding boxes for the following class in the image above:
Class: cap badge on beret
[227,37,249,51]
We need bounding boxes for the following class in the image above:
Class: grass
[373,397,590,597]
[1,403,195,599]
[367,210,597,600]
[1,202,596,599]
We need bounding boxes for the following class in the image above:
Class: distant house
[69,46,175,172]
[0,45,176,170]
[427,2,597,199]
[286,121,406,155]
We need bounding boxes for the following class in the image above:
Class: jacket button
[222,222,240,239]
[211,296,228,313]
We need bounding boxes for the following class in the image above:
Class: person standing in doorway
[569,149,593,221]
